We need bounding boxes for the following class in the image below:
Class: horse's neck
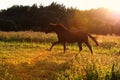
[55,28,70,35]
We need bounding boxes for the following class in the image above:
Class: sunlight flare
[102,0,120,14]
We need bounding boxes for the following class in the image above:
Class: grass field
[0,31,120,80]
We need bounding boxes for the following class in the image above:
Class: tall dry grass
[0,31,120,80]
[0,31,57,42]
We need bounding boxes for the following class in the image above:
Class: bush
[0,19,18,31]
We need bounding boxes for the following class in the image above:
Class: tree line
[0,2,120,35]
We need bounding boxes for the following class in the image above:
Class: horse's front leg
[63,42,66,53]
[78,42,82,52]
[49,41,60,51]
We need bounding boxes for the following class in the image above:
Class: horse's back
[57,30,88,43]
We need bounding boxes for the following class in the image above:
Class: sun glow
[100,0,120,13]
[107,6,120,14]
[75,0,120,14]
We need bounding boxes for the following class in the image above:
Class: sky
[0,0,120,12]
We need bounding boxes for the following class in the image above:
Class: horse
[45,23,98,54]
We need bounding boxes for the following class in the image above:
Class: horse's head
[45,23,67,34]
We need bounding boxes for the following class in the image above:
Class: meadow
[0,31,120,80]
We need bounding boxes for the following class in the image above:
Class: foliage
[0,2,120,34]
[0,19,18,31]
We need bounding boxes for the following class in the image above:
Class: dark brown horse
[45,23,98,53]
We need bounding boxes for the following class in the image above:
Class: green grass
[0,31,120,80]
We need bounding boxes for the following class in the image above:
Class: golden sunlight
[102,0,120,13]
[108,6,120,13]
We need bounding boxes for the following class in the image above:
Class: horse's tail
[88,34,99,46]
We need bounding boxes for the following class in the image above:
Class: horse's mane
[57,24,69,31]
[50,23,86,33]
[54,24,85,33]
[49,23,69,31]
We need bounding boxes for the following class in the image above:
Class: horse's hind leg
[85,41,93,54]
[49,41,60,51]
[78,42,82,52]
